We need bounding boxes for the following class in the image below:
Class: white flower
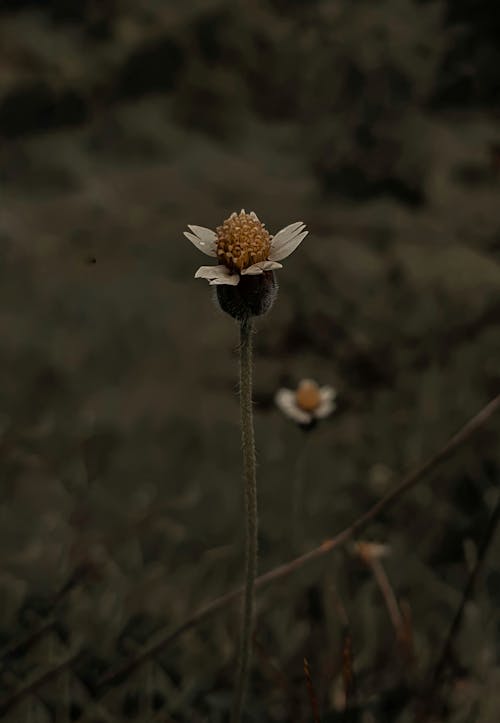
[183,209,307,286]
[275,379,337,426]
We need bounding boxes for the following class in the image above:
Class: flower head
[184,209,307,287]
[353,541,391,564]
[275,379,337,427]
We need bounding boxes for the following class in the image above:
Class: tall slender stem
[231,316,258,723]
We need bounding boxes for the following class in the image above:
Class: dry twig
[304,658,321,723]
[0,653,80,716]
[98,394,500,689]
[1,394,498,714]
[418,491,500,720]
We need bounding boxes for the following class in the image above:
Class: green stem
[231,316,258,723]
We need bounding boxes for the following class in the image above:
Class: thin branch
[353,542,404,647]
[0,506,173,665]
[0,653,80,715]
[366,556,415,664]
[0,565,85,666]
[341,628,356,708]
[304,658,321,723]
[369,558,403,639]
[98,394,500,690]
[434,493,500,679]
[317,583,351,711]
[0,619,56,667]
[419,490,500,720]
[398,598,415,665]
[2,396,498,712]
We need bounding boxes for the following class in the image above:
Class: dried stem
[3,395,498,714]
[369,557,403,639]
[364,555,414,663]
[341,628,356,708]
[231,316,258,723]
[0,566,85,667]
[0,653,79,716]
[97,394,499,690]
[304,658,321,723]
[419,490,500,720]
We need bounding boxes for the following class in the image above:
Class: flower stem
[291,432,311,551]
[231,316,258,723]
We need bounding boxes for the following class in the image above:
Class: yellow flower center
[216,211,271,272]
[295,380,321,412]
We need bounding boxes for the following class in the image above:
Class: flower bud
[216,271,278,321]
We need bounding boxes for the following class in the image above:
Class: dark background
[1,1,499,721]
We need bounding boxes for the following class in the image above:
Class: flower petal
[194,265,240,286]
[209,275,240,286]
[269,222,308,261]
[275,221,304,237]
[275,389,312,425]
[240,265,263,276]
[184,232,216,256]
[187,225,216,242]
[319,385,337,403]
[314,397,336,419]
[184,225,217,257]
[241,260,283,275]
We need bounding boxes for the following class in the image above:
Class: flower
[275,379,337,426]
[353,541,391,564]
[184,209,307,286]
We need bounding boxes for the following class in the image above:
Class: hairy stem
[231,316,258,723]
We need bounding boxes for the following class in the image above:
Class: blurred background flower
[275,378,337,427]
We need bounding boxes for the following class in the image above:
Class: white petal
[194,265,240,286]
[319,386,337,403]
[275,388,294,408]
[241,260,283,275]
[194,265,223,279]
[187,225,217,243]
[269,225,308,261]
[250,211,260,221]
[314,398,336,419]
[184,232,216,256]
[184,225,217,257]
[240,265,264,276]
[209,275,240,286]
[275,389,312,425]
[274,221,304,237]
[269,222,306,259]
